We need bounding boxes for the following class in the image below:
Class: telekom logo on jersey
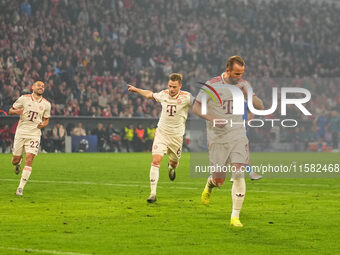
[167,105,177,116]
[28,110,39,121]
[200,83,312,127]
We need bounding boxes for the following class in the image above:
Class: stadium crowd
[0,0,339,151]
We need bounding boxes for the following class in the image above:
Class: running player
[128,73,193,203]
[193,56,264,227]
[9,81,51,196]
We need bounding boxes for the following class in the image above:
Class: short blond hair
[169,73,182,84]
[226,56,245,71]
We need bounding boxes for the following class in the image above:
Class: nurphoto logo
[199,83,312,128]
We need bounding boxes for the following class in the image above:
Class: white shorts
[152,128,183,162]
[12,135,41,156]
[208,137,249,166]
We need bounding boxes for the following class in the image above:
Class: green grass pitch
[0,152,340,255]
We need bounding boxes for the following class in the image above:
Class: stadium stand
[0,0,339,152]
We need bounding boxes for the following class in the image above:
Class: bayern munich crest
[39,106,43,110]
[177,99,182,104]
[153,145,158,150]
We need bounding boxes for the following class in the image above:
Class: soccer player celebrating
[193,56,264,227]
[128,73,193,203]
[9,81,51,196]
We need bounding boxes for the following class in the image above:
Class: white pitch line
[0,178,198,190]
[246,182,334,187]
[130,180,337,187]
[0,178,338,188]
[159,181,335,187]
[0,246,95,255]
[1,178,339,195]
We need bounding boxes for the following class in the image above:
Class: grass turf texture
[0,152,339,255]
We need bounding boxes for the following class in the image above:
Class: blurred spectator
[107,123,121,152]
[79,100,92,116]
[134,123,145,152]
[66,123,75,136]
[41,130,54,153]
[52,123,66,152]
[328,111,340,152]
[183,132,191,152]
[72,122,86,136]
[98,90,108,109]
[92,123,106,152]
[20,0,31,16]
[123,124,134,152]
[134,106,145,118]
[314,110,329,151]
[102,105,112,117]
[0,125,12,153]
[297,126,310,151]
[309,126,319,145]
[145,123,156,151]
[111,104,119,117]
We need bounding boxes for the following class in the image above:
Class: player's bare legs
[201,170,226,205]
[201,163,246,227]
[12,155,22,175]
[230,163,246,227]
[25,153,35,166]
[168,160,178,181]
[16,153,35,196]
[148,154,162,203]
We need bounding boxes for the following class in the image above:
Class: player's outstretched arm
[9,107,23,115]
[128,84,153,99]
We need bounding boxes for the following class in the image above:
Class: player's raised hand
[128,84,138,93]
[236,84,248,98]
[37,123,45,129]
